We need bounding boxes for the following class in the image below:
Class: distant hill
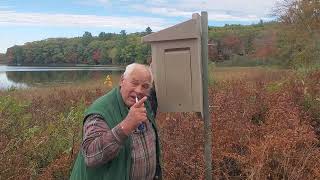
[0,53,8,64]
[6,30,152,66]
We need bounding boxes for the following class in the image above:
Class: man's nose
[134,85,143,95]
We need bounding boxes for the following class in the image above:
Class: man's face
[120,68,152,107]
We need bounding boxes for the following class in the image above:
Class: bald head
[123,63,153,83]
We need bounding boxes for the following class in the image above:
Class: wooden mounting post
[201,11,212,180]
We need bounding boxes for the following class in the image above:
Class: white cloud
[0,10,171,31]
[78,0,277,22]
[132,0,278,22]
[132,5,193,17]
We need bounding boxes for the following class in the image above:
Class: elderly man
[70,63,161,180]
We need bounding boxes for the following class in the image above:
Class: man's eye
[131,81,139,86]
[142,84,150,90]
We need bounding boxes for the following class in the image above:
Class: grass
[0,67,319,179]
[212,66,291,82]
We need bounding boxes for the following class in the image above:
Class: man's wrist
[119,120,132,135]
[112,124,128,144]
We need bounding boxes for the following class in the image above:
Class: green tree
[145,27,152,34]
[12,46,24,65]
[82,31,93,46]
[120,30,127,37]
[98,32,106,39]
[109,47,119,64]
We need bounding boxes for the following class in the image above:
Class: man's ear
[119,75,124,87]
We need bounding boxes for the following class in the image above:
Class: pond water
[0,65,124,90]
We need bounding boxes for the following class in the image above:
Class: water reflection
[0,72,28,89]
[0,66,124,90]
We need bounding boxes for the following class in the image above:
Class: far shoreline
[1,63,126,67]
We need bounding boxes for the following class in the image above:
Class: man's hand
[120,96,148,135]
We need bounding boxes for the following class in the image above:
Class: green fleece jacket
[70,87,161,180]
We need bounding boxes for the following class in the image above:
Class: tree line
[6,27,153,65]
[4,24,276,66]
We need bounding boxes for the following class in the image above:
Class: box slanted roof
[142,18,200,43]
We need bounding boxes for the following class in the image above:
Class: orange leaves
[103,75,113,87]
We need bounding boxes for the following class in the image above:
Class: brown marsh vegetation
[0,67,319,179]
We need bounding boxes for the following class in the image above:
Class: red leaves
[92,49,102,63]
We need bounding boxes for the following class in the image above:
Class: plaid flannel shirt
[82,114,157,180]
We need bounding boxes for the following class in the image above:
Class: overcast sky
[0,0,279,53]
